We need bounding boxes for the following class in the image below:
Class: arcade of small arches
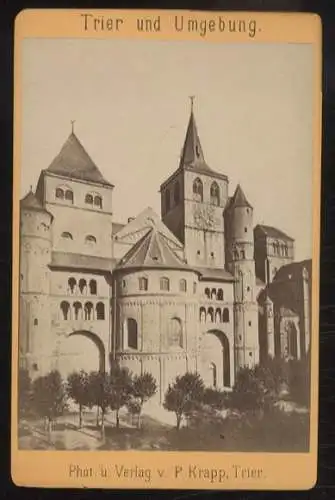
[67,277,98,295]
[60,300,105,321]
[55,186,103,209]
[200,307,230,324]
[121,276,196,294]
[272,240,289,257]
[204,287,225,301]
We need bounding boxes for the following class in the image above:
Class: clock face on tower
[193,205,215,230]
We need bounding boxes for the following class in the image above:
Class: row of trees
[19,364,157,434]
[19,354,310,433]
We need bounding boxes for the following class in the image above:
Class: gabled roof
[196,267,235,283]
[255,224,294,242]
[20,190,52,217]
[115,226,193,272]
[113,207,184,251]
[225,184,252,210]
[46,132,114,188]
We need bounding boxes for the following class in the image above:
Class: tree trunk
[47,416,52,438]
[176,413,182,430]
[100,409,105,439]
[116,409,120,429]
[96,405,100,428]
[79,404,83,428]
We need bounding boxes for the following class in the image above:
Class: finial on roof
[189,95,195,113]
[71,120,76,134]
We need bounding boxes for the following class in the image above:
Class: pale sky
[20,39,313,260]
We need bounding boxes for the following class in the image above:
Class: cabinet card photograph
[12,9,321,490]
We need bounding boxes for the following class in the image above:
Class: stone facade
[18,107,312,404]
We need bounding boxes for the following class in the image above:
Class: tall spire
[179,97,210,171]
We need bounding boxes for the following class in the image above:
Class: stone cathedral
[19,104,312,403]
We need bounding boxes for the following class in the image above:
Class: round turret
[19,190,53,376]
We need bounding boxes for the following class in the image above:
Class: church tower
[224,184,259,370]
[160,99,229,268]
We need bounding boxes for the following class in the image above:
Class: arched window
[84,302,93,320]
[241,250,246,259]
[211,288,217,300]
[165,189,170,213]
[60,301,70,320]
[73,301,82,320]
[215,308,221,323]
[127,318,138,349]
[160,277,170,291]
[205,287,210,299]
[65,190,74,203]
[94,195,102,209]
[139,277,148,291]
[168,318,183,348]
[174,182,180,204]
[217,289,224,301]
[68,277,76,294]
[79,278,87,294]
[179,279,187,292]
[284,245,288,257]
[210,362,217,388]
[200,307,206,323]
[56,188,64,199]
[207,307,214,323]
[85,235,97,244]
[89,279,97,295]
[85,194,93,205]
[193,178,203,202]
[193,282,197,294]
[61,232,73,240]
[210,182,220,206]
[96,302,105,320]
[222,308,230,323]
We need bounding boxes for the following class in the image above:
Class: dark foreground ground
[18,406,310,453]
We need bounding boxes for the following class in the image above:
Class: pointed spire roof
[226,184,253,210]
[177,101,227,181]
[116,225,193,272]
[46,132,114,187]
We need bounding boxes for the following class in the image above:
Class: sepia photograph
[17,37,313,454]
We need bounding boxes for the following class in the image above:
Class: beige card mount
[12,9,321,490]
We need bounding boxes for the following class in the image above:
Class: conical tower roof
[115,225,193,272]
[46,132,113,187]
[226,184,253,210]
[20,189,52,216]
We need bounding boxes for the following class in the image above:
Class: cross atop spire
[189,95,195,113]
[70,120,76,134]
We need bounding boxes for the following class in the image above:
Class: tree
[18,368,32,418]
[87,371,110,434]
[131,372,157,427]
[287,354,311,408]
[202,387,227,411]
[32,370,67,433]
[109,364,133,429]
[67,370,90,428]
[163,372,205,430]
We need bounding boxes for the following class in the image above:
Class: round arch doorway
[57,330,106,378]
[200,330,231,389]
